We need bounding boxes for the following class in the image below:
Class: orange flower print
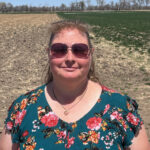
[37,106,45,120]
[97,98,101,103]
[78,132,89,145]
[88,131,100,144]
[101,85,116,93]
[54,129,60,135]
[101,120,108,131]
[20,98,28,110]
[31,93,36,97]
[25,144,36,150]
[32,97,37,101]
[11,113,16,120]
[23,136,36,150]
[78,131,100,145]
[55,140,64,144]
[72,122,77,129]
[14,103,20,110]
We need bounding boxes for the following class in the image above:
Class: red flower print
[103,104,110,115]
[32,97,37,101]
[6,121,13,130]
[86,117,102,130]
[65,133,75,149]
[57,130,67,139]
[101,85,116,93]
[126,112,139,126]
[22,130,29,137]
[41,112,59,127]
[110,111,123,121]
[15,110,26,126]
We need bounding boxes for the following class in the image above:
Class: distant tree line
[0,0,150,13]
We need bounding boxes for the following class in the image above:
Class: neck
[50,78,88,105]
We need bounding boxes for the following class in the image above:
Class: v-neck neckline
[42,84,104,125]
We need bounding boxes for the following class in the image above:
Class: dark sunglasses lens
[72,44,89,58]
[51,43,67,58]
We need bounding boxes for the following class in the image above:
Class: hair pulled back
[45,20,100,84]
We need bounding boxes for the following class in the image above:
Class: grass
[57,11,150,54]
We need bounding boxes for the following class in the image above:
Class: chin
[52,69,88,81]
[62,75,81,80]
[58,73,84,81]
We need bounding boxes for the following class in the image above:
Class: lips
[62,67,78,71]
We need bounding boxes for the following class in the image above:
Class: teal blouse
[5,84,143,150]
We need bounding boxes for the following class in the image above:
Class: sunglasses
[49,43,90,58]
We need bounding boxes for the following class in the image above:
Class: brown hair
[45,20,100,84]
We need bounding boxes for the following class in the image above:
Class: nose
[66,48,75,59]
[65,48,75,66]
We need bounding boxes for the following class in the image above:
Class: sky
[0,0,101,7]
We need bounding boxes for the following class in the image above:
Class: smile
[62,67,78,71]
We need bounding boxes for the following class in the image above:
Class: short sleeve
[4,95,25,143]
[122,95,143,147]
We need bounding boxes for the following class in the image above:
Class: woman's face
[49,28,92,82]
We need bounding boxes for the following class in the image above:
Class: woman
[0,20,149,150]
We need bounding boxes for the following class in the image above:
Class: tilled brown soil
[0,14,150,140]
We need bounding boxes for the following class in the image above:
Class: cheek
[80,58,91,72]
[49,57,63,67]
[49,59,59,73]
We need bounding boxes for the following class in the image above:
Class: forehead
[52,28,88,44]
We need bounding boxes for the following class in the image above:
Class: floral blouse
[5,84,143,150]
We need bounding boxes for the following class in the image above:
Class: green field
[57,11,150,54]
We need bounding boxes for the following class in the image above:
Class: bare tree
[145,0,150,6]
[137,0,144,8]
[79,1,85,10]
[0,2,7,12]
[86,0,91,7]
[96,0,105,8]
[110,1,114,9]
[60,3,67,11]
[6,3,13,12]
[70,2,76,11]
[119,0,130,9]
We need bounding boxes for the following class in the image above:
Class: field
[58,11,150,54]
[0,13,150,140]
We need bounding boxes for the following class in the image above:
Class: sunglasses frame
[49,43,91,58]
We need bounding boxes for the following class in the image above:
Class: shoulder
[5,84,46,132]
[101,85,138,112]
[8,84,45,110]
[99,85,144,147]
